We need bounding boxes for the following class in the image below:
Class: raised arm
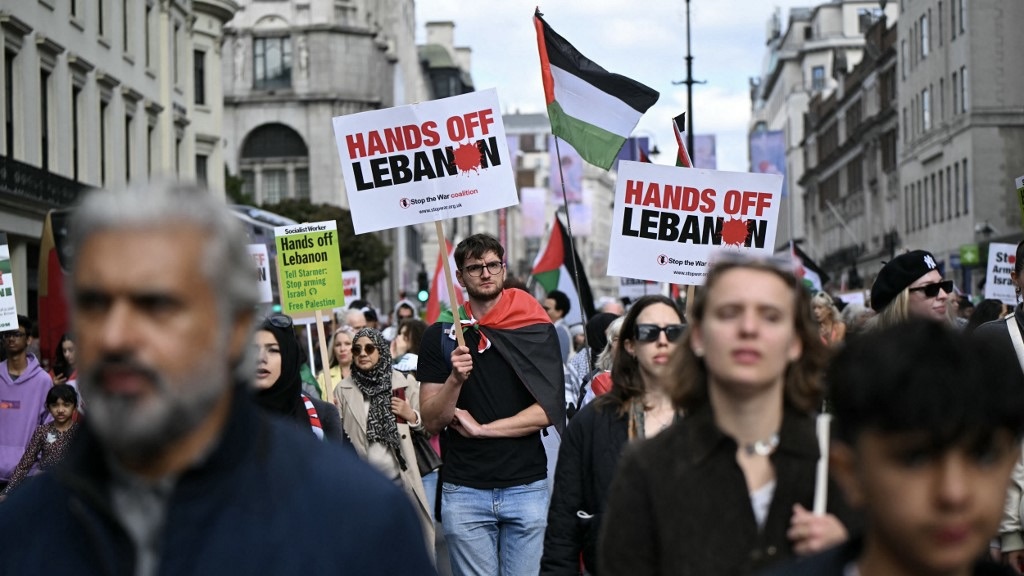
[420,345,473,435]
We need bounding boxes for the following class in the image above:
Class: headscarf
[350,328,406,469]
[254,319,311,434]
[586,312,618,360]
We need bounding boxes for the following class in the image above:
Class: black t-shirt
[419,322,548,489]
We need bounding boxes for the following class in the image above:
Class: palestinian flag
[637,139,652,164]
[439,288,565,433]
[534,10,660,170]
[673,112,693,168]
[425,239,465,325]
[531,216,596,327]
[789,242,829,292]
[37,209,72,366]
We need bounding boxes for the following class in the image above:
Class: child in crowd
[762,320,1024,576]
[0,384,81,499]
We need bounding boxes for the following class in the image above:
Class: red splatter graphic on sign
[453,142,482,174]
[721,218,750,247]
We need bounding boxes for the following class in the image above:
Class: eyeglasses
[908,279,953,299]
[266,314,293,329]
[352,344,377,356]
[1,331,26,340]
[634,324,685,343]
[462,261,504,277]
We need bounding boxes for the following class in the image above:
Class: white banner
[618,277,662,300]
[985,242,1017,305]
[0,236,17,331]
[607,162,783,285]
[333,89,518,234]
[247,244,273,304]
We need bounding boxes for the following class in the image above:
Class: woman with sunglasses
[253,315,344,444]
[868,249,954,329]
[333,327,434,551]
[598,254,854,575]
[318,325,355,401]
[541,295,684,576]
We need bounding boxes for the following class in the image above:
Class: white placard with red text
[332,89,518,234]
[342,270,361,302]
[247,244,273,304]
[985,242,1017,305]
[607,161,783,285]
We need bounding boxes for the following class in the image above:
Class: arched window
[239,123,309,204]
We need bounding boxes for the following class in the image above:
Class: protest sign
[619,277,661,300]
[984,242,1017,305]
[342,270,361,302]
[247,244,273,304]
[332,88,518,234]
[274,221,346,315]
[607,161,783,285]
[0,234,17,331]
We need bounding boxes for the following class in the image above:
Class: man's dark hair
[454,234,504,269]
[46,384,78,407]
[547,290,571,315]
[829,319,1024,447]
[16,314,32,334]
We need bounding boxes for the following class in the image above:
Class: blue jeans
[441,479,549,576]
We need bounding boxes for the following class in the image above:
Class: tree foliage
[261,199,392,288]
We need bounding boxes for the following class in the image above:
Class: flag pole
[552,135,592,363]
[435,221,465,348]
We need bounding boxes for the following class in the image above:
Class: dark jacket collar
[687,403,820,466]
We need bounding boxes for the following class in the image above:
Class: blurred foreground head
[68,182,258,471]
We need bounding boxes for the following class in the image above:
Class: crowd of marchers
[3,182,1024,576]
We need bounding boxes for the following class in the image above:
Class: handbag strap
[1006,315,1024,373]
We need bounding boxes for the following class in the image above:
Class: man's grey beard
[78,355,230,466]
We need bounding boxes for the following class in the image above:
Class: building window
[72,86,81,180]
[946,166,952,220]
[71,0,77,18]
[194,50,206,105]
[951,0,957,39]
[253,37,292,90]
[900,40,907,80]
[959,0,966,34]
[173,23,180,85]
[98,0,106,37]
[922,88,931,131]
[938,172,944,222]
[811,66,825,91]
[959,66,968,112]
[939,78,945,120]
[954,162,960,216]
[40,68,50,170]
[145,4,152,67]
[920,14,929,58]
[923,179,929,227]
[196,154,208,185]
[847,156,863,193]
[262,169,286,204]
[175,136,182,175]
[931,173,937,223]
[962,158,969,214]
[122,0,130,54]
[125,114,133,182]
[938,2,943,45]
[100,100,108,186]
[951,71,958,114]
[241,169,255,197]
[5,50,16,157]
[902,108,908,142]
[294,168,310,200]
[881,130,898,173]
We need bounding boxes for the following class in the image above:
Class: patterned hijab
[350,328,405,468]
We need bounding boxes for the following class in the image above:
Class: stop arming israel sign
[607,161,783,285]
[332,89,518,234]
[274,221,346,314]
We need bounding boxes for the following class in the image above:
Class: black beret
[870,250,940,312]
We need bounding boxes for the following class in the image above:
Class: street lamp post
[673,0,704,156]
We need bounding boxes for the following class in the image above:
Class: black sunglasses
[908,280,953,299]
[352,344,377,356]
[634,323,685,343]
[267,314,294,329]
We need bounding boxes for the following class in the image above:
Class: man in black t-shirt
[420,233,564,576]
